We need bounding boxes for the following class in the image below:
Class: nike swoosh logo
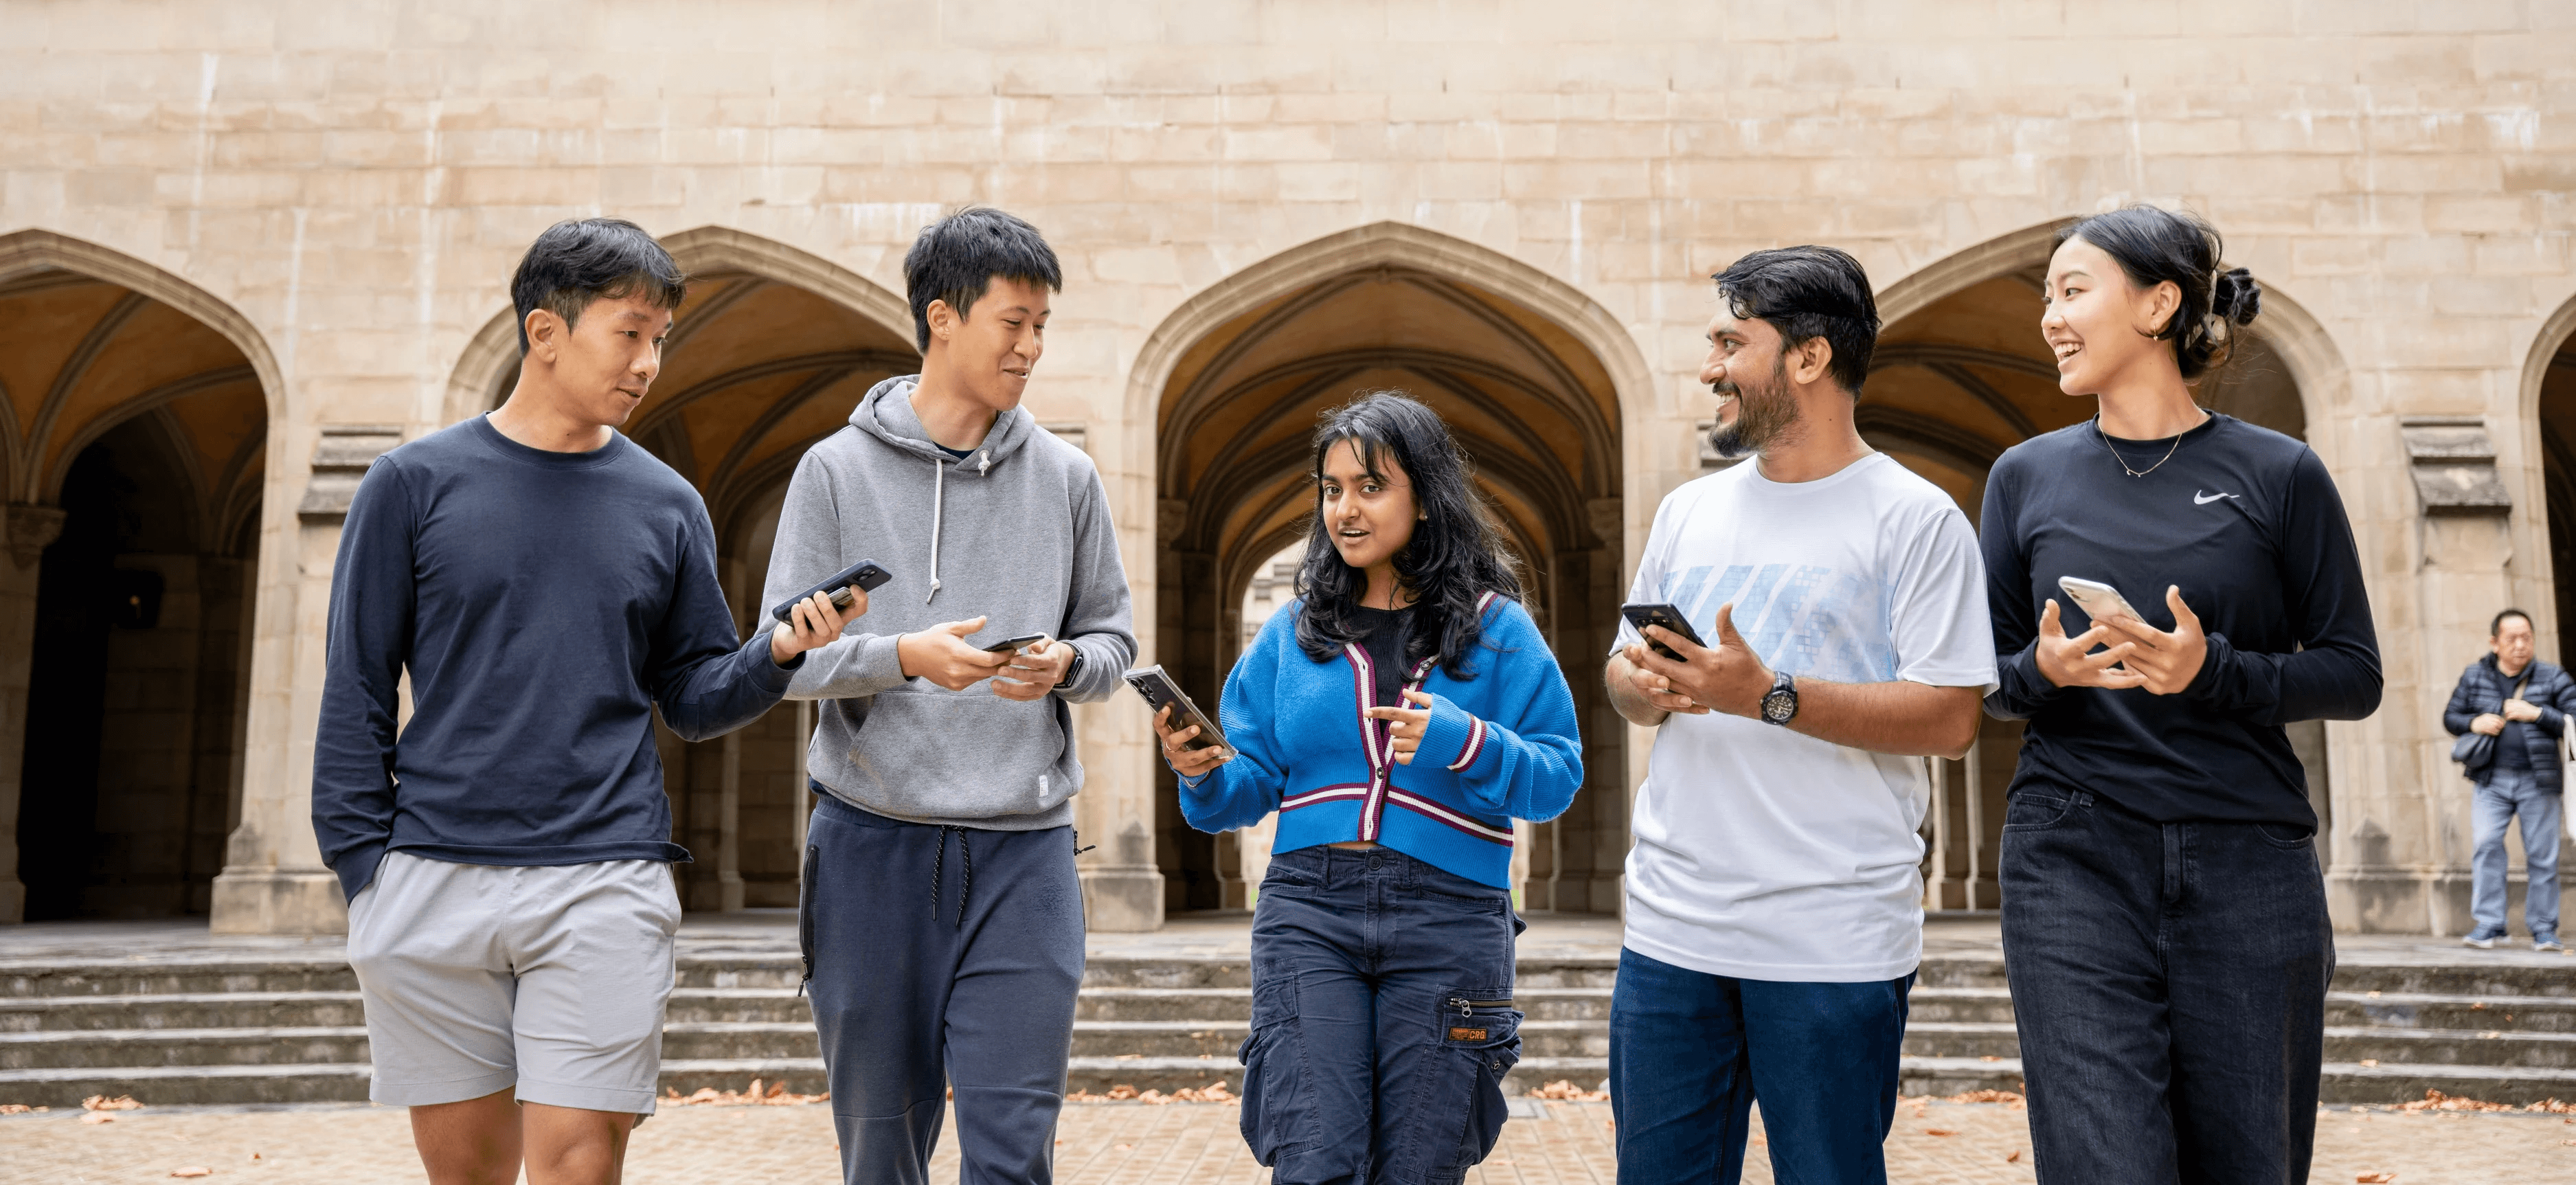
[2194,490,2238,505]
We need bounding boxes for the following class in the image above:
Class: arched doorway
[1868,225,2323,909]
[2537,319,2576,655]
[448,230,917,912]
[1149,229,1631,915]
[0,260,269,921]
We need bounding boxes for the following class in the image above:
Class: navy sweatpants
[800,793,1085,1185]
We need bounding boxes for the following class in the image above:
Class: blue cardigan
[1176,593,1583,888]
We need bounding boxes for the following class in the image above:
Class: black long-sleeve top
[1981,414,2381,827]
[310,416,800,902]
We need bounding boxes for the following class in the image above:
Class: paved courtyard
[5,1096,2572,1184]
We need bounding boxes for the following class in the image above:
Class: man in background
[2444,608,2569,952]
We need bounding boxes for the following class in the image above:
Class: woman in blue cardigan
[1153,391,1584,1184]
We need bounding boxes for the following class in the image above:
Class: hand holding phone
[896,617,1015,691]
[1127,665,1232,775]
[771,559,892,624]
[1620,602,1707,662]
[2033,580,2147,692]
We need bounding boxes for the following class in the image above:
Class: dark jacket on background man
[2443,654,2575,793]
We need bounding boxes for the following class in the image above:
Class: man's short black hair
[2494,607,2533,637]
[509,218,687,354]
[903,207,1063,352]
[1710,245,1881,396]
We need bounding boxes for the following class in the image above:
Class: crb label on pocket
[1448,1026,1489,1041]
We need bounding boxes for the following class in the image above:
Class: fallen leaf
[1925,1128,1957,1137]
[249,1153,261,1161]
[170,1170,212,1179]
[2007,1150,2022,1163]
[2360,1059,2379,1068]
[2356,1173,2396,1183]
[82,1095,143,1111]
[1980,1054,2000,1062]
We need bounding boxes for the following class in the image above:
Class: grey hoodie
[762,375,1136,828]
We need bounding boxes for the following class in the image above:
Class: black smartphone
[1620,602,1706,662]
[1124,664,1232,756]
[769,558,892,624]
[982,633,1050,654]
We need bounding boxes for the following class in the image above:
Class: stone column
[2327,418,2515,934]
[212,427,400,935]
[0,504,63,923]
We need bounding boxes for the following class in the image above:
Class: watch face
[1761,688,1796,723]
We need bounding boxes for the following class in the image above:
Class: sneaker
[2538,935,2568,953]
[2462,931,2503,949]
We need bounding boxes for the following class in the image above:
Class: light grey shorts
[346,851,682,1113]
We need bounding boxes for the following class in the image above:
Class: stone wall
[3,0,2571,932]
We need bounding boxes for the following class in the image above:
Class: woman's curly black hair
[1291,391,1524,679]
[2060,204,2262,380]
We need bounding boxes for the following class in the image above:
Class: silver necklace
[2096,411,2204,477]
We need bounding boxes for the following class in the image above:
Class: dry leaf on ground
[169,1169,212,1179]
[2355,1173,2397,1183]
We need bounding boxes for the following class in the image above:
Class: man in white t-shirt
[1603,245,1998,1184]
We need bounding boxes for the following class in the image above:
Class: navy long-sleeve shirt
[311,416,799,901]
[1981,414,2381,826]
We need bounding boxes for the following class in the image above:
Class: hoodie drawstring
[924,449,993,605]
[927,456,945,602]
[930,824,972,927]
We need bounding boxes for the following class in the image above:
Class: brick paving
[6,1098,2573,1184]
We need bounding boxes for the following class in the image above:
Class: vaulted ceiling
[1157,266,1622,609]
[0,267,265,552]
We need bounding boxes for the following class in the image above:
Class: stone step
[0,958,357,1000]
[0,1063,374,1108]
[1898,1022,2024,1060]
[2324,1026,2576,1069]
[0,1026,370,1072]
[2328,992,2576,1034]
[2319,1060,2576,1107]
[14,985,2567,1039]
[1903,986,2017,1024]
[0,991,370,1033]
[2328,962,2576,999]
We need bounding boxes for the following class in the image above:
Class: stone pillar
[2327,418,2515,934]
[212,427,400,935]
[0,504,63,923]
[1070,499,1184,933]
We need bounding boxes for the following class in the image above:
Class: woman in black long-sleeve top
[1980,206,2381,1185]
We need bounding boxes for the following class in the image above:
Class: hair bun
[2213,267,2261,326]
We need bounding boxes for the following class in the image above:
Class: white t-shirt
[1614,452,1997,983]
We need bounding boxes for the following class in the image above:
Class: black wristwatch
[1759,670,1798,726]
[1053,645,1085,691]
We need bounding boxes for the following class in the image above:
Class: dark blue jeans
[2000,785,2332,1184]
[1240,845,1524,1185]
[1607,947,1914,1184]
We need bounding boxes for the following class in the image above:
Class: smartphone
[1124,664,1232,757]
[1620,602,1707,662]
[770,558,892,624]
[982,633,1051,654]
[2057,576,2145,627]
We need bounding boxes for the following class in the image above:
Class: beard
[1704,354,1798,460]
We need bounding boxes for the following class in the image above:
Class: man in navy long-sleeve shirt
[311,218,853,1185]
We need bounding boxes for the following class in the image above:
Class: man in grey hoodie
[763,207,1136,1185]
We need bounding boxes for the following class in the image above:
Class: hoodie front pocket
[847,687,1069,814]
